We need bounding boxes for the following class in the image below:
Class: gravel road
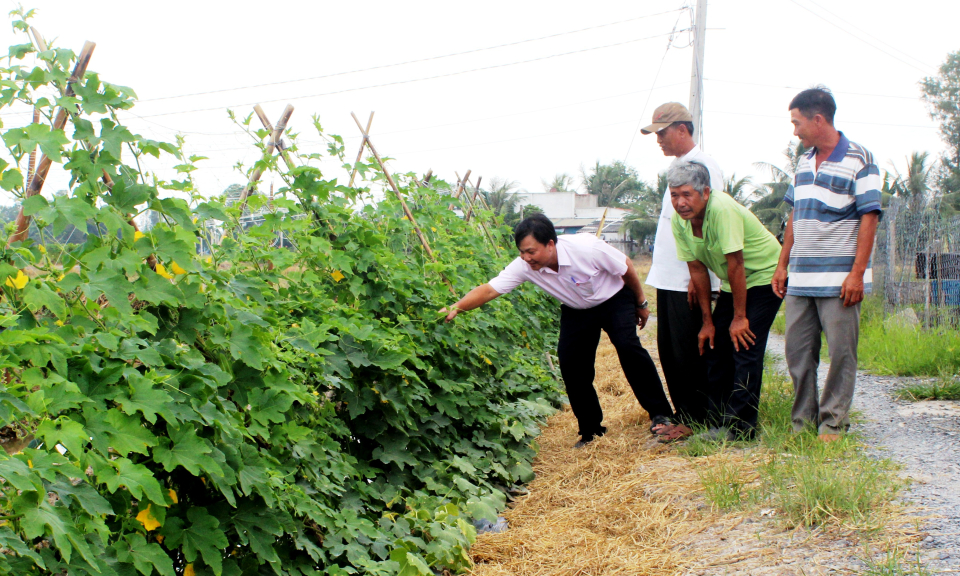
[766,332,960,573]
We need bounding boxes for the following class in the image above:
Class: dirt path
[469,321,941,575]
[765,332,960,572]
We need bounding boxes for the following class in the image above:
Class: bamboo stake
[7,39,95,246]
[23,30,155,267]
[350,112,454,295]
[253,104,297,173]
[460,175,500,257]
[464,176,482,222]
[26,107,39,184]
[452,170,471,201]
[422,169,433,185]
[253,105,337,237]
[596,207,609,238]
[347,112,375,188]
[237,104,294,213]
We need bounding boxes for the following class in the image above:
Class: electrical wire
[704,78,960,106]
[784,0,930,74]
[622,5,691,162]
[131,30,688,119]
[137,8,685,104]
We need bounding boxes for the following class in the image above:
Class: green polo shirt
[671,191,781,292]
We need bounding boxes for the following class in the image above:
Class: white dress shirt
[645,145,724,292]
[488,234,629,309]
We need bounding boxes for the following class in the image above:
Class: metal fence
[873,197,960,326]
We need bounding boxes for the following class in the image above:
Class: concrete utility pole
[688,0,708,147]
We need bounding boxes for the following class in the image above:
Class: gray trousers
[784,296,861,434]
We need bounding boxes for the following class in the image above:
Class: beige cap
[640,102,693,135]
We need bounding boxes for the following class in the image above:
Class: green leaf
[117,534,174,576]
[390,549,432,576]
[36,417,89,460]
[153,424,221,477]
[48,478,114,516]
[22,281,67,319]
[115,373,173,425]
[0,525,45,569]
[85,409,158,457]
[0,168,23,191]
[99,457,167,504]
[163,507,227,576]
[21,498,100,569]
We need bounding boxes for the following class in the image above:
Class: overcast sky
[1,0,957,204]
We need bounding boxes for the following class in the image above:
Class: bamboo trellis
[350,112,456,295]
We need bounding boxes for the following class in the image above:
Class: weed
[896,372,960,401]
[858,298,960,376]
[697,454,749,509]
[860,544,932,576]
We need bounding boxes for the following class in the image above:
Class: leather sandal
[657,424,694,443]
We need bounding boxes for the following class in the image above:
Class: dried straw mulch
[470,329,709,576]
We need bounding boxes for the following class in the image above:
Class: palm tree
[481,177,521,218]
[723,173,754,206]
[889,151,932,202]
[750,141,807,236]
[580,161,648,206]
[541,173,576,194]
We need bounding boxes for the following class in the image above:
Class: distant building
[513,191,634,242]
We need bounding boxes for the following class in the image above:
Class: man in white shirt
[641,102,723,439]
[442,214,676,448]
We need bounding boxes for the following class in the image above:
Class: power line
[706,109,936,129]
[784,0,930,75]
[132,30,688,119]
[805,0,934,71]
[704,77,960,106]
[138,8,685,104]
[623,7,690,161]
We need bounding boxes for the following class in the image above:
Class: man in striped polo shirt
[772,87,882,442]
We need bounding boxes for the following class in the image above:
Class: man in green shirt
[669,161,783,440]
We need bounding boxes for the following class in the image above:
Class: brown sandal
[657,424,694,443]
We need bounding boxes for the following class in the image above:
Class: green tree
[751,141,807,235]
[505,204,543,227]
[580,161,649,206]
[622,172,666,246]
[723,173,754,206]
[921,51,960,193]
[540,173,576,194]
[481,177,521,219]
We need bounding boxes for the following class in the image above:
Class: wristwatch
[636,300,649,310]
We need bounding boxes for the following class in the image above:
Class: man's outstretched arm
[441,284,502,322]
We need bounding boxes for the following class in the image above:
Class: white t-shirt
[488,234,629,310]
[645,146,724,292]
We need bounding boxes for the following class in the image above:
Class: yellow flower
[57,274,65,282]
[483,357,492,365]
[331,270,345,283]
[184,564,195,576]
[55,320,64,327]
[136,504,161,531]
[27,460,32,468]
[38,245,46,254]
[431,227,437,232]
[156,534,164,544]
[170,261,187,275]
[5,270,28,290]
[168,489,178,504]
[134,231,145,241]
[204,256,212,264]
[156,264,174,280]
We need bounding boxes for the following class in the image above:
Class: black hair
[789,85,836,124]
[514,213,557,248]
[673,121,695,138]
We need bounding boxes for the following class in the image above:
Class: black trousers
[704,285,782,437]
[557,286,674,437]
[657,288,712,426]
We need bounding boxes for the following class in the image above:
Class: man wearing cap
[772,87,882,442]
[440,214,676,449]
[641,102,723,440]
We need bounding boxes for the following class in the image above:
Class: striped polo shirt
[784,132,882,297]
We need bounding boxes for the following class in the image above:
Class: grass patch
[858,297,960,376]
[859,544,932,576]
[895,372,960,401]
[683,353,904,532]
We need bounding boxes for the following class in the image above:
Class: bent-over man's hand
[772,267,788,299]
[698,324,715,355]
[439,306,460,323]
[729,316,756,352]
[839,271,865,307]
